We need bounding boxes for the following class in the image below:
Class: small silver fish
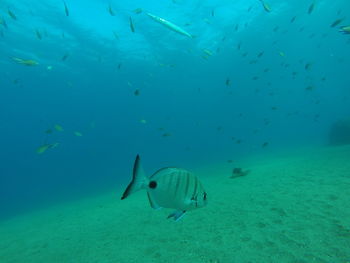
[63,0,69,16]
[121,155,207,221]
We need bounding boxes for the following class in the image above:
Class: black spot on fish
[149,181,157,189]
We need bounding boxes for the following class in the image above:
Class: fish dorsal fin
[121,155,149,199]
[147,192,162,210]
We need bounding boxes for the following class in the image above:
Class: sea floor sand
[1,145,350,263]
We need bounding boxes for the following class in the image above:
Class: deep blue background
[1,0,349,219]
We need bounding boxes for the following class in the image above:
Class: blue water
[0,0,349,220]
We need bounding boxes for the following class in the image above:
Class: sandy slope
[0,145,350,263]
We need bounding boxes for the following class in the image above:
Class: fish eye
[203,192,207,200]
[149,181,157,189]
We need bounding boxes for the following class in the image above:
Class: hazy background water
[1,0,349,220]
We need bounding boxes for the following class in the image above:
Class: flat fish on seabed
[121,155,208,221]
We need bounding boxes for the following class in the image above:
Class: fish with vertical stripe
[121,155,207,221]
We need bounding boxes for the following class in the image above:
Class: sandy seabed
[1,145,350,263]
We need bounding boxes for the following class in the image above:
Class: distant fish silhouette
[230,168,250,179]
[63,1,69,16]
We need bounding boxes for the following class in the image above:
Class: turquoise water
[0,0,349,222]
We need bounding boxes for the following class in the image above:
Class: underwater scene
[1,0,350,262]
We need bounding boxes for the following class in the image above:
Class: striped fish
[121,155,207,221]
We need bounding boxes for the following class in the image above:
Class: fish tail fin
[121,155,149,200]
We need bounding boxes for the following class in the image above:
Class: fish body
[129,17,135,32]
[12,57,38,66]
[54,124,64,131]
[36,144,50,154]
[331,18,343,28]
[108,4,115,16]
[7,9,17,20]
[121,155,207,221]
[339,26,350,34]
[74,131,82,136]
[134,8,142,14]
[305,63,312,70]
[63,1,69,16]
[147,13,193,38]
[61,53,69,61]
[308,3,315,14]
[35,29,42,39]
[203,49,213,56]
[259,0,271,12]
[36,143,59,154]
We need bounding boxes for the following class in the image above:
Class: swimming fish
[147,13,193,38]
[308,2,315,14]
[305,62,312,70]
[12,57,38,66]
[257,51,264,58]
[74,131,82,137]
[339,26,350,34]
[129,17,135,33]
[121,155,207,221]
[7,9,17,20]
[258,0,271,13]
[134,8,143,14]
[63,1,69,16]
[230,168,250,179]
[108,3,115,16]
[36,143,59,154]
[35,29,42,39]
[54,124,64,132]
[203,49,213,56]
[61,53,69,61]
[330,18,344,28]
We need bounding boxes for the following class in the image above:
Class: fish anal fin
[147,192,161,210]
[167,210,186,221]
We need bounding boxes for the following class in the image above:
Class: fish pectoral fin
[167,210,186,221]
[147,192,161,210]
